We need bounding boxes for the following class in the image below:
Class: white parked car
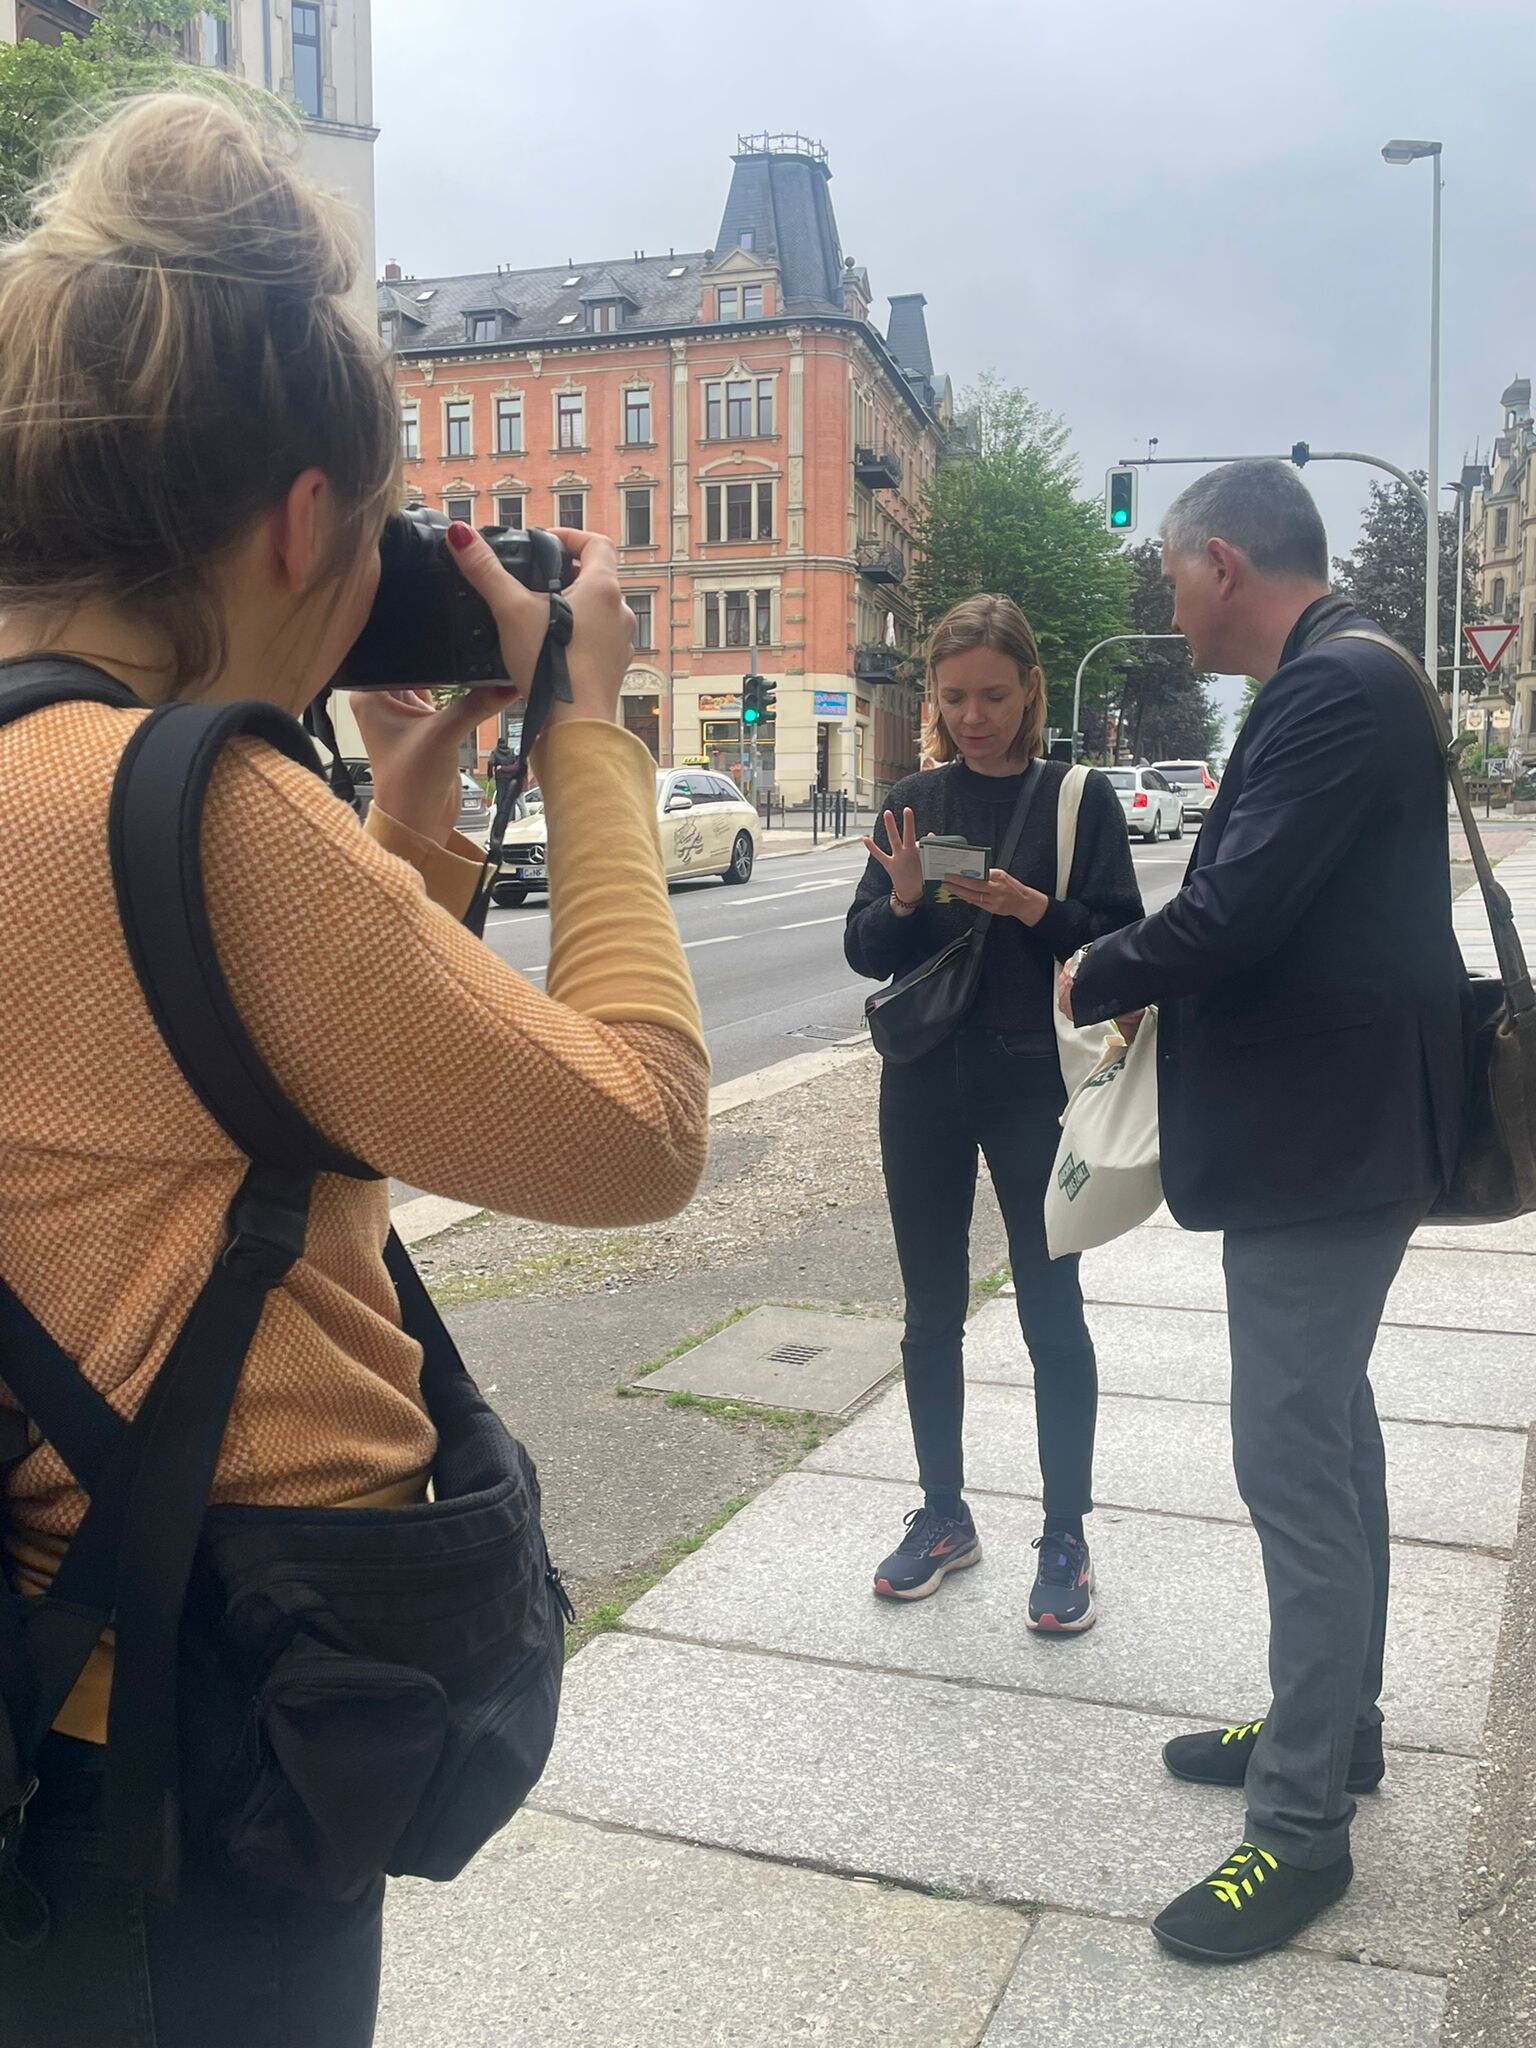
[491,768,757,906]
[1103,767,1185,843]
[1152,759,1220,822]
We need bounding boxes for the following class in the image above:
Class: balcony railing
[855,541,905,584]
[854,446,903,490]
[854,644,907,684]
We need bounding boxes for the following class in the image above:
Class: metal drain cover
[637,1306,900,1416]
[787,1022,865,1043]
[766,1342,829,1368]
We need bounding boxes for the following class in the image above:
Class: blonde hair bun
[0,91,399,692]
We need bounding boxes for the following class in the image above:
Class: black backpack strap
[0,654,141,732]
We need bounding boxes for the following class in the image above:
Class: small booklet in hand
[919,834,991,904]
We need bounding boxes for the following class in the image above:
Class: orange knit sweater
[0,701,709,1739]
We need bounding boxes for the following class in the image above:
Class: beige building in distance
[1468,377,1536,762]
[1,3,378,313]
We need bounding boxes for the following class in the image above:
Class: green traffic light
[1111,508,1129,526]
[743,708,759,725]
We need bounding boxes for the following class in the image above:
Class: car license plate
[515,865,545,880]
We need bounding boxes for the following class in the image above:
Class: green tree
[912,374,1132,733]
[1100,539,1223,762]
[1331,473,1483,675]
[0,4,232,238]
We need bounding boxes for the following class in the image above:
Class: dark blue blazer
[1071,596,1470,1231]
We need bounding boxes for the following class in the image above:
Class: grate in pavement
[766,1343,829,1368]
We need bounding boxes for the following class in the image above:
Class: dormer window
[379,313,399,347]
[467,312,498,344]
[588,302,623,334]
[718,285,764,323]
[739,230,755,252]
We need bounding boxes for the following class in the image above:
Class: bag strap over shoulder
[1325,629,1535,1016]
[1054,763,1090,902]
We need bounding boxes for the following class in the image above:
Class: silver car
[1152,759,1219,822]
[1103,767,1185,843]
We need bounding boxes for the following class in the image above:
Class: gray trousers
[1223,1197,1427,1868]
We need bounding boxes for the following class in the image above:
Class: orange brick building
[376,134,949,801]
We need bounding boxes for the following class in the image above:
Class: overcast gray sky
[373,0,1536,734]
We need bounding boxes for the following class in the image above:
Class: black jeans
[0,1736,383,2048]
[879,1024,1097,1523]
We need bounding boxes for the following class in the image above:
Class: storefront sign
[699,692,740,714]
[814,692,849,717]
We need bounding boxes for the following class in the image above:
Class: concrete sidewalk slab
[375,1810,1029,2048]
[981,1914,1444,2048]
[803,1379,1526,1551]
[1079,1226,1536,1335]
[626,1468,1503,1753]
[962,1297,1536,1431]
[640,1304,900,1414]
[534,1634,1473,1975]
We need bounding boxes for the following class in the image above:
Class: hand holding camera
[345,512,635,844]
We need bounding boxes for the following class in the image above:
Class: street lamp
[1381,137,1443,690]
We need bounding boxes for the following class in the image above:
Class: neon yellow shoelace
[1219,1719,1264,1746]
[1205,1843,1279,1911]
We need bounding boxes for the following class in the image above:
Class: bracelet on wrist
[890,886,921,913]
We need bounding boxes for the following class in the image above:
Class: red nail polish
[447,521,475,552]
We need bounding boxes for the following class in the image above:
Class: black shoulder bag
[0,657,569,1946]
[1328,629,1536,1222]
[864,760,1047,1064]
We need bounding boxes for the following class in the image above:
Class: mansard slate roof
[713,143,844,314]
[379,253,711,351]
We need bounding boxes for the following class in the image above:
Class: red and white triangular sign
[1465,622,1518,676]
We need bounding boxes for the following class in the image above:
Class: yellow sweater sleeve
[198,719,708,1225]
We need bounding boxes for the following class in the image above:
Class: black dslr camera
[338,507,576,690]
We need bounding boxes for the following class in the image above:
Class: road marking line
[779,915,845,930]
[683,935,741,949]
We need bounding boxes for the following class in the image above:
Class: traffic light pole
[1071,634,1185,759]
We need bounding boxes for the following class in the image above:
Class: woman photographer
[845,595,1141,1633]
[0,93,706,2045]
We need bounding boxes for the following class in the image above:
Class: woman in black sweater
[845,594,1142,1631]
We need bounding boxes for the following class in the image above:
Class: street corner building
[377,132,952,802]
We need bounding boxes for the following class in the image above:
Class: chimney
[383,260,402,282]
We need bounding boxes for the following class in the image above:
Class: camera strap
[463,585,573,939]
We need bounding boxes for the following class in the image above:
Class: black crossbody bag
[0,658,572,1945]
[864,760,1046,1064]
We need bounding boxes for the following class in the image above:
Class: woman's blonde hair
[921,593,1049,766]
[0,91,400,692]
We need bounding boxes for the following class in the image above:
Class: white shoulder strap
[1055,763,1090,901]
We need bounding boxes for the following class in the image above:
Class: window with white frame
[400,404,419,460]
[292,3,323,120]
[624,388,652,445]
[704,481,774,543]
[557,392,585,449]
[495,397,523,454]
[445,494,473,524]
[557,491,584,530]
[445,400,472,458]
[624,489,652,548]
[704,589,773,649]
[496,495,524,529]
[704,378,774,439]
[1495,508,1510,550]
[629,593,654,649]
[715,284,764,324]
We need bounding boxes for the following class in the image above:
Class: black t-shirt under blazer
[845,757,1143,1034]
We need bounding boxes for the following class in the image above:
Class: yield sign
[1465,622,1518,676]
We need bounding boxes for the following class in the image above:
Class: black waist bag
[0,661,569,1927]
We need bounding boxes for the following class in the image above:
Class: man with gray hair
[1061,459,1468,1962]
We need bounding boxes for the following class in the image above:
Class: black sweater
[844,759,1144,1032]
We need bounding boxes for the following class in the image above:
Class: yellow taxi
[491,768,758,906]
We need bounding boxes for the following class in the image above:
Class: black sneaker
[1163,1719,1386,1796]
[1027,1530,1096,1634]
[872,1505,981,1601]
[1153,1841,1353,1963]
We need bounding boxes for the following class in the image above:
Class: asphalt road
[479,829,1195,1086]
